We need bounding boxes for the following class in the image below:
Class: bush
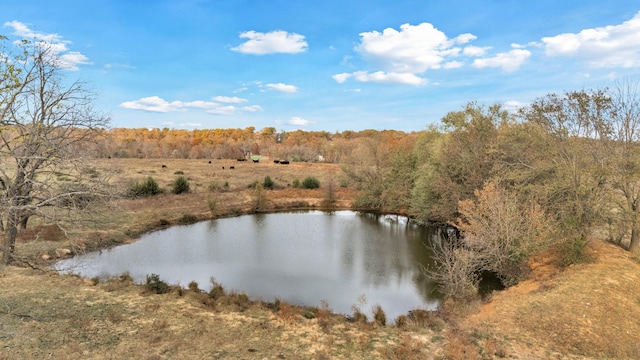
[373,304,387,326]
[209,277,225,299]
[207,198,217,214]
[178,214,197,224]
[292,178,300,188]
[208,181,218,192]
[263,175,274,189]
[145,273,169,294]
[174,170,184,175]
[172,176,190,194]
[127,176,162,198]
[188,281,200,292]
[302,176,320,189]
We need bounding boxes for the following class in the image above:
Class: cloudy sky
[3,1,640,131]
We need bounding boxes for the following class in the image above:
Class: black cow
[162,164,167,168]
[280,160,290,165]
[230,166,235,169]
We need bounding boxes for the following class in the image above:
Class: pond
[54,210,443,320]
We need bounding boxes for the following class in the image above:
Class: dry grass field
[2,158,640,359]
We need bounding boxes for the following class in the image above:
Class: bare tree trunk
[19,216,28,230]
[2,213,19,265]
[630,222,640,254]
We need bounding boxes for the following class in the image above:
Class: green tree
[0,37,110,264]
[519,90,613,262]
[171,176,190,194]
[411,103,507,223]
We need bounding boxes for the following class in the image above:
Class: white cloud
[332,73,351,84]
[356,22,476,74]
[351,71,427,86]
[266,83,298,93]
[542,11,640,68]
[213,96,248,103]
[232,30,308,55]
[288,116,313,126]
[3,21,91,70]
[463,45,490,57]
[503,100,528,113]
[120,96,186,113]
[472,48,531,72]
[241,105,263,112]
[120,96,261,115]
[443,61,464,69]
[206,106,236,115]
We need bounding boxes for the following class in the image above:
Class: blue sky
[3,1,640,132]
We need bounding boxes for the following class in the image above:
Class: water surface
[55,211,442,319]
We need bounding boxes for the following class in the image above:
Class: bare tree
[0,37,110,264]
[607,77,640,253]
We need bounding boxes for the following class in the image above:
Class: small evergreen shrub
[263,175,274,189]
[209,278,225,299]
[302,176,320,189]
[145,273,169,294]
[292,178,301,188]
[127,176,162,198]
[172,176,190,194]
[208,180,218,192]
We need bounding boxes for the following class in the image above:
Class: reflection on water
[54,210,442,320]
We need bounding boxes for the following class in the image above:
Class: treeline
[345,80,640,300]
[86,126,411,164]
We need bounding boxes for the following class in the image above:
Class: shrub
[208,181,218,192]
[145,273,169,294]
[253,183,267,211]
[207,198,217,214]
[263,175,274,189]
[127,176,162,198]
[188,281,200,292]
[373,304,387,326]
[179,214,197,224]
[302,176,320,189]
[395,315,408,328]
[172,176,190,194]
[174,170,184,175]
[292,178,301,188]
[209,277,225,299]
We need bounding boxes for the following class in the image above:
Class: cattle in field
[162,164,167,168]
[230,166,235,169]
[279,160,290,165]
[222,166,225,170]
[274,160,280,164]
[252,159,259,163]
[208,160,212,164]
[237,158,246,162]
